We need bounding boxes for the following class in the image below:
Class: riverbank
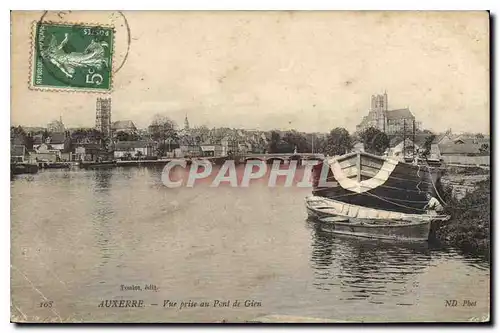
[434,170,490,258]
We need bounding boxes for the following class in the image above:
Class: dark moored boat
[39,162,71,169]
[305,196,449,241]
[11,163,39,175]
[311,151,444,215]
[306,151,450,241]
[79,161,117,169]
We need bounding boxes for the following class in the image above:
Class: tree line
[267,126,394,156]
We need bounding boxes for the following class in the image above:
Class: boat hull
[318,217,431,242]
[80,161,117,169]
[39,162,71,169]
[11,163,39,175]
[311,152,444,214]
[306,196,449,241]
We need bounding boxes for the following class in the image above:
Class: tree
[360,127,389,155]
[282,130,309,153]
[148,114,177,156]
[148,114,177,142]
[313,135,328,154]
[116,131,139,142]
[479,143,490,154]
[156,132,179,156]
[193,125,210,143]
[322,128,352,156]
[10,126,34,151]
[421,134,436,158]
[268,131,281,153]
[71,128,103,144]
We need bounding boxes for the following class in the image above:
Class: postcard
[10,10,490,323]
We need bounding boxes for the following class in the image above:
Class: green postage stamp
[31,22,114,91]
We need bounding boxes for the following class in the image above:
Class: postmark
[30,21,114,92]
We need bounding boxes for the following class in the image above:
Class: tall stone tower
[369,92,388,132]
[95,97,112,138]
[184,114,190,130]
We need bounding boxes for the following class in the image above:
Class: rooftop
[11,145,25,156]
[438,143,482,155]
[115,140,154,150]
[386,108,414,120]
[49,132,67,144]
[112,120,137,131]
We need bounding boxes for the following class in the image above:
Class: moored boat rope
[416,164,423,194]
[363,191,426,212]
[426,165,449,207]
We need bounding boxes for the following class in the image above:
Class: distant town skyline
[12,91,490,135]
[12,11,489,134]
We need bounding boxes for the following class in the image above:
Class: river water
[10,166,490,323]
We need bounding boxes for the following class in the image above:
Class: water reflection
[10,167,490,321]
[308,219,433,304]
[90,170,116,268]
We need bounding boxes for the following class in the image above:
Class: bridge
[239,153,325,163]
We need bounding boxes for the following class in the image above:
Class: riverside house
[33,132,72,162]
[11,145,26,163]
[386,138,421,160]
[114,141,156,159]
[436,143,489,166]
[74,143,102,162]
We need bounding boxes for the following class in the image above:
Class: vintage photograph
[10,11,490,323]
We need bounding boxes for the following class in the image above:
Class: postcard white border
[3,1,497,332]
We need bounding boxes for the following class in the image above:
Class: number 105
[39,301,53,308]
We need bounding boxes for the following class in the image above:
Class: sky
[11,11,490,134]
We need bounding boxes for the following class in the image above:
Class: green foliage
[360,127,389,155]
[268,131,281,153]
[71,128,103,142]
[148,114,177,142]
[321,128,352,156]
[479,143,490,154]
[115,131,139,142]
[282,130,309,153]
[422,134,436,158]
[11,126,34,150]
[435,178,490,257]
[156,133,179,156]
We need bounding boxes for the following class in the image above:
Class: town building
[220,136,239,156]
[432,130,454,145]
[11,145,26,163]
[114,141,156,159]
[74,143,102,162]
[386,138,421,160]
[46,132,70,151]
[32,132,72,161]
[178,115,191,137]
[356,92,420,135]
[32,134,44,150]
[200,144,224,157]
[112,120,137,134]
[47,116,65,133]
[436,143,489,166]
[179,144,201,157]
